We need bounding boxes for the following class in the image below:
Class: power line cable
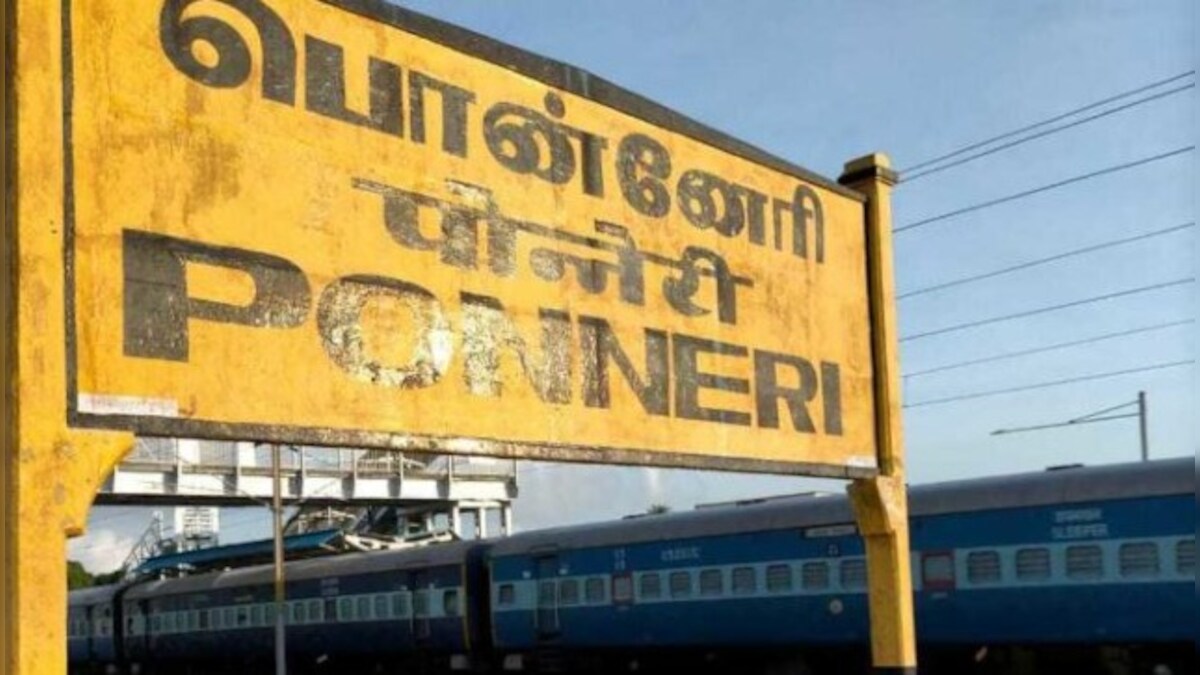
[901,83,1195,182]
[904,319,1194,377]
[900,277,1194,342]
[899,71,1195,174]
[899,222,1195,299]
[905,360,1194,409]
[895,146,1195,234]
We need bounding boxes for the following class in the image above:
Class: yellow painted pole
[3,1,136,673]
[839,153,917,674]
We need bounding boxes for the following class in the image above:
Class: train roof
[68,584,122,607]
[123,539,478,601]
[489,456,1192,556]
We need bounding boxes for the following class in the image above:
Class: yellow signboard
[52,0,880,475]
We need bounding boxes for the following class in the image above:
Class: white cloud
[68,528,137,575]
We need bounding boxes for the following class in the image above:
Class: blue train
[69,457,1194,674]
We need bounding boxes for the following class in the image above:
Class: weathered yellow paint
[841,154,918,672]
[5,3,138,673]
[3,1,912,673]
[63,0,876,474]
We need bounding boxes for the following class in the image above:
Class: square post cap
[839,153,899,187]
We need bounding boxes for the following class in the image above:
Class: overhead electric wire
[895,145,1195,234]
[901,83,1195,182]
[899,70,1195,174]
[903,319,1194,377]
[900,278,1194,343]
[905,360,1194,409]
[899,222,1195,299]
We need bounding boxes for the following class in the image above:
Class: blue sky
[72,0,1195,571]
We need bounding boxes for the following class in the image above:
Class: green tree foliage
[93,568,127,586]
[67,560,94,590]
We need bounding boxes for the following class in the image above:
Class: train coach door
[534,556,560,638]
[411,570,432,643]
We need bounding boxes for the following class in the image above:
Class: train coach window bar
[639,573,662,600]
[966,551,1002,585]
[444,590,461,617]
[497,584,516,607]
[840,559,868,590]
[559,579,580,606]
[699,569,724,597]
[766,564,793,593]
[375,594,391,619]
[356,595,371,620]
[585,577,607,604]
[732,567,757,595]
[613,574,635,604]
[1119,542,1160,578]
[669,571,692,599]
[1066,545,1104,580]
[1015,548,1051,581]
[802,562,830,590]
[1175,539,1195,574]
[292,600,307,625]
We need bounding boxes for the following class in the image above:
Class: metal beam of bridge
[96,439,518,509]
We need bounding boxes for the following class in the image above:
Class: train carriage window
[236,606,249,627]
[151,615,162,634]
[496,585,515,608]
[250,605,264,627]
[668,571,692,599]
[559,579,580,606]
[639,573,662,600]
[699,569,724,597]
[766,564,793,593]
[1016,548,1051,581]
[308,599,323,623]
[374,594,391,620]
[292,601,307,625]
[338,597,353,621]
[921,553,954,590]
[585,578,607,604]
[356,596,371,621]
[211,608,223,630]
[165,613,176,634]
[393,592,411,617]
[802,562,830,590]
[967,551,1002,584]
[413,590,430,618]
[613,574,634,604]
[840,559,868,590]
[198,609,210,630]
[1066,545,1104,579]
[266,603,278,626]
[1176,539,1195,575]
[1119,542,1160,578]
[732,567,757,595]
[223,607,235,628]
[443,590,460,617]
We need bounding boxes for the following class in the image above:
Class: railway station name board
[63,0,878,475]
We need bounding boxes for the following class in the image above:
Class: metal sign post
[3,1,917,672]
[272,445,288,675]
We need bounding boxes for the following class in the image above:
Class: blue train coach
[487,457,1193,673]
[115,540,486,674]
